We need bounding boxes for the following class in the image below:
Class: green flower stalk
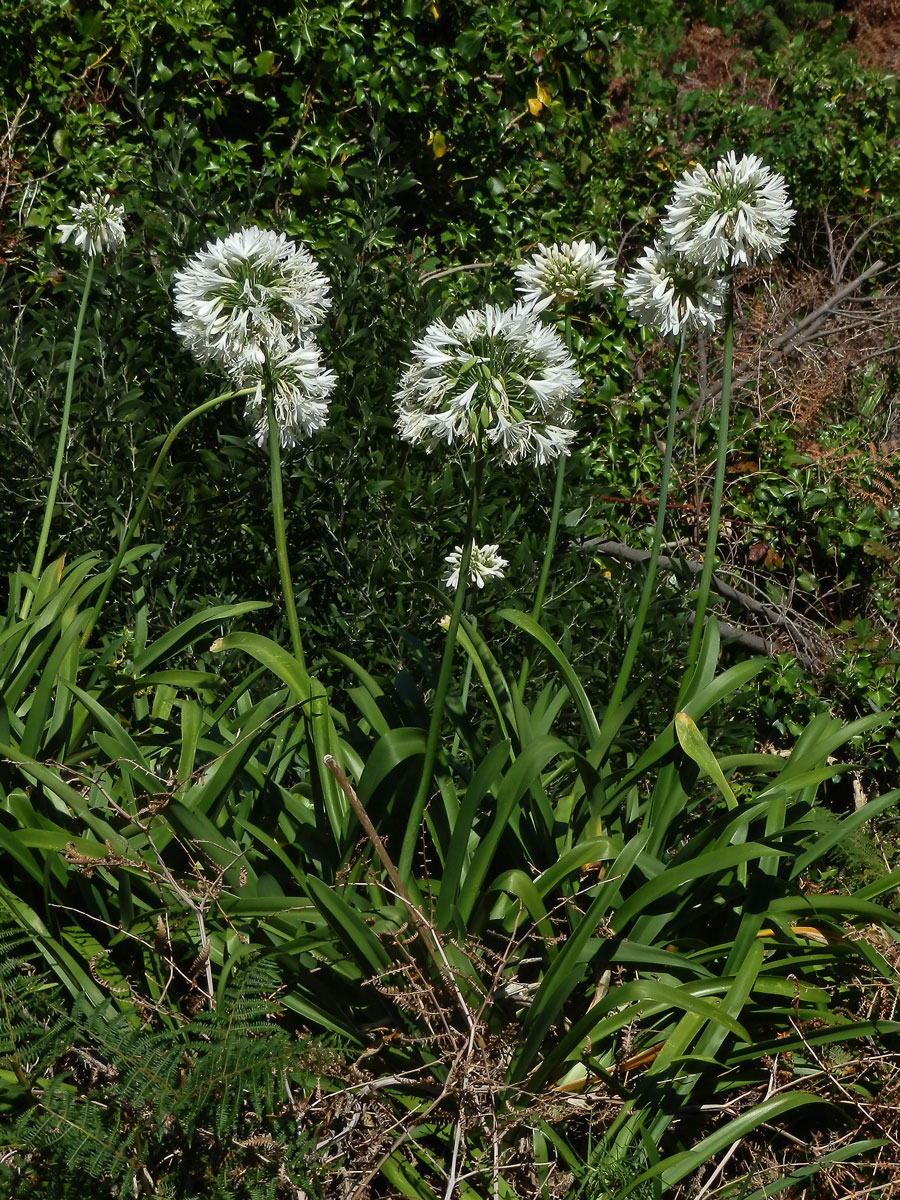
[658,151,795,694]
[394,295,588,883]
[22,260,95,620]
[599,236,733,723]
[266,386,305,670]
[170,225,336,666]
[601,334,684,731]
[517,450,567,696]
[82,385,254,649]
[680,284,735,693]
[23,191,126,619]
[505,275,617,696]
[399,457,483,885]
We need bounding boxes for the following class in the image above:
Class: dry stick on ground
[323,754,482,1200]
[679,259,890,419]
[584,538,824,667]
[53,758,220,1008]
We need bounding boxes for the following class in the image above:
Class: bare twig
[323,754,484,1200]
[585,537,826,667]
[419,260,494,285]
[680,259,891,418]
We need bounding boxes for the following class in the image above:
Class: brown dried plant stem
[323,754,480,1200]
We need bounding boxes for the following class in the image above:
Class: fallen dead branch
[584,537,829,669]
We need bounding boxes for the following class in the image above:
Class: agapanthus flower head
[443,543,508,590]
[172,226,331,369]
[395,301,582,467]
[515,239,617,305]
[622,239,727,337]
[662,151,795,267]
[237,338,337,450]
[57,190,126,258]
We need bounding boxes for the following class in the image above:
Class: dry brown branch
[323,754,486,1200]
[419,260,494,285]
[585,537,828,668]
[681,257,893,418]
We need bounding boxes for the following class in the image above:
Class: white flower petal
[57,190,126,258]
[172,226,331,370]
[622,240,726,337]
[233,337,337,450]
[515,239,617,304]
[443,543,508,590]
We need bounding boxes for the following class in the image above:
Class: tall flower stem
[602,334,685,734]
[81,385,253,648]
[22,259,95,618]
[680,282,735,698]
[399,455,483,884]
[517,452,566,697]
[518,313,573,698]
[265,386,306,672]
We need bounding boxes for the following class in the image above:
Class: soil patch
[846,0,900,71]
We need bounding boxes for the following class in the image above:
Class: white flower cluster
[443,543,507,590]
[58,190,126,258]
[172,226,335,448]
[622,239,727,338]
[395,301,582,468]
[624,151,794,337]
[515,239,617,305]
[241,343,338,450]
[662,151,796,267]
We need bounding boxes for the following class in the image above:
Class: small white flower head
[172,226,331,370]
[515,239,617,305]
[57,190,126,258]
[622,239,727,337]
[662,151,796,267]
[443,543,508,590]
[237,337,337,451]
[395,301,583,467]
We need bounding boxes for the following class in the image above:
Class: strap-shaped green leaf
[498,608,601,748]
[674,711,738,810]
[614,1092,827,1194]
[135,601,269,672]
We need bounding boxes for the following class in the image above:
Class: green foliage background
[4,0,900,733]
[2,1,900,1196]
